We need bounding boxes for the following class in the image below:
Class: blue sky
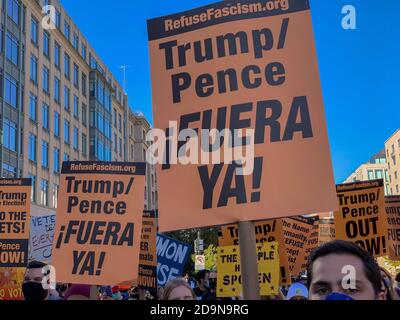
[61,0,400,183]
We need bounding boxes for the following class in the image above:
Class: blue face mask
[325,292,354,300]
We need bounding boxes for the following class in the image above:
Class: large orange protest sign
[138,215,157,291]
[281,216,313,276]
[218,219,290,284]
[52,162,145,285]
[318,217,335,246]
[334,180,387,257]
[147,0,337,232]
[0,179,31,267]
[385,196,400,260]
[0,267,25,300]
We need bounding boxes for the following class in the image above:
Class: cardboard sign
[257,242,279,296]
[217,242,280,297]
[281,216,313,276]
[0,267,25,300]
[334,180,387,257]
[318,217,335,246]
[138,216,158,290]
[385,196,400,260]
[148,0,337,232]
[294,216,319,273]
[0,179,31,267]
[29,213,56,263]
[157,234,191,286]
[218,219,290,284]
[51,162,146,285]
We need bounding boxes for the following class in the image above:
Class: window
[54,77,60,102]
[41,140,49,168]
[53,184,59,209]
[5,74,18,108]
[29,133,37,161]
[119,114,122,132]
[6,32,18,65]
[367,170,374,181]
[73,95,79,118]
[397,185,399,194]
[29,174,36,203]
[73,64,79,87]
[81,44,87,60]
[64,153,69,162]
[30,54,38,84]
[40,180,48,206]
[55,9,61,29]
[42,66,50,93]
[54,41,60,68]
[53,148,60,173]
[119,138,122,156]
[31,17,38,45]
[82,134,87,156]
[29,93,37,122]
[82,104,87,126]
[73,127,79,149]
[43,31,50,57]
[395,171,398,180]
[2,163,16,178]
[73,33,79,49]
[3,118,17,151]
[64,21,70,40]
[7,0,19,25]
[376,170,383,180]
[114,134,117,152]
[64,86,70,111]
[42,103,49,130]
[385,170,389,183]
[64,120,70,144]
[64,53,70,78]
[54,112,60,137]
[81,73,87,96]
[393,156,397,166]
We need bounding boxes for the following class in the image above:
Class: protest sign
[218,219,290,284]
[148,0,337,232]
[385,196,400,260]
[294,216,319,273]
[138,216,158,291]
[51,162,146,285]
[217,242,280,297]
[29,213,56,263]
[157,234,191,286]
[334,180,387,257]
[281,216,313,276]
[0,179,31,267]
[0,267,24,300]
[318,217,335,246]
[195,255,205,271]
[257,241,279,296]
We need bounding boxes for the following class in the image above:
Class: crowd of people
[21,240,400,301]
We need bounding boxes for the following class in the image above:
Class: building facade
[344,150,391,195]
[385,128,400,195]
[0,0,156,212]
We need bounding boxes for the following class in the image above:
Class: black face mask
[22,282,48,301]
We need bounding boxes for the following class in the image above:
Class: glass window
[7,0,19,25]
[64,53,70,78]
[6,32,18,65]
[82,73,87,96]
[29,92,37,122]
[54,111,60,137]
[73,64,79,87]
[82,104,87,126]
[3,118,17,151]
[29,174,36,203]
[40,179,48,206]
[119,114,122,132]
[64,21,70,40]
[64,153,69,161]
[43,31,50,57]
[367,170,374,180]
[82,134,87,156]
[64,120,70,144]
[42,103,49,129]
[73,95,79,118]
[53,184,59,209]
[54,77,60,102]
[81,44,87,60]
[55,9,61,29]
[54,41,60,68]
[42,66,50,93]
[31,17,38,45]
[41,140,49,168]
[73,33,79,49]
[376,170,383,180]
[73,127,79,150]
[29,133,37,161]
[64,85,70,110]
[30,54,38,83]
[5,74,18,108]
[53,148,60,173]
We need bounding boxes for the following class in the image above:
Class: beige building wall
[385,128,400,195]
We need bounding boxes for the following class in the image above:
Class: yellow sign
[217,246,241,297]
[257,242,279,296]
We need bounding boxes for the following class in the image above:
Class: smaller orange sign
[0,267,25,300]
[385,196,400,260]
[138,215,157,290]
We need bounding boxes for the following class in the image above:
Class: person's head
[286,283,308,300]
[195,269,210,289]
[307,240,385,300]
[395,273,400,287]
[64,284,91,300]
[380,267,396,300]
[162,278,195,300]
[23,261,49,301]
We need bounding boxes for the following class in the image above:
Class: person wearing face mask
[307,240,386,300]
[193,269,210,300]
[22,261,61,301]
